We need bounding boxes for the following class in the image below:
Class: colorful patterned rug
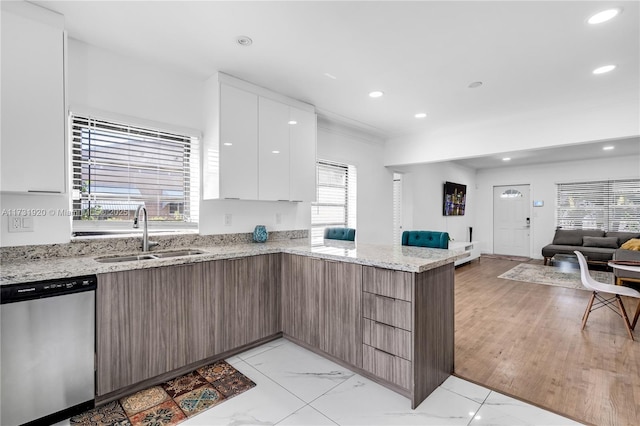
[71,360,255,426]
[498,263,614,290]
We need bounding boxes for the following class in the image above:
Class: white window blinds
[71,114,199,230]
[556,179,639,231]
[393,173,403,244]
[311,160,357,244]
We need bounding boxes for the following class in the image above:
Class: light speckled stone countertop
[0,239,468,285]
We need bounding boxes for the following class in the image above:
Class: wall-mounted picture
[443,181,466,216]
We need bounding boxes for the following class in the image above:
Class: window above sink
[70,112,200,235]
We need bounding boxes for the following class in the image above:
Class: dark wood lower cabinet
[97,255,280,397]
[361,264,454,408]
[281,254,322,347]
[223,254,281,350]
[320,260,362,367]
[282,255,363,368]
[97,252,453,409]
[97,264,201,396]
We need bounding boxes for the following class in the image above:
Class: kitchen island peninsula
[1,237,466,408]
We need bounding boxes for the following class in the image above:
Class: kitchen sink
[95,249,206,263]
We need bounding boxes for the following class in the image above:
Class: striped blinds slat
[71,114,199,229]
[556,179,640,231]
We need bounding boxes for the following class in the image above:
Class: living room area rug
[498,263,614,290]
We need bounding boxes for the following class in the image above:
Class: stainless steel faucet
[133,205,158,252]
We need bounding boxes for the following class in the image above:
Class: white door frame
[493,184,532,257]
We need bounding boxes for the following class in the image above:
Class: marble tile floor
[56,338,583,426]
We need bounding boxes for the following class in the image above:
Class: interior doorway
[493,185,531,257]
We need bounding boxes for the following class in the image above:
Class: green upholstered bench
[401,230,449,249]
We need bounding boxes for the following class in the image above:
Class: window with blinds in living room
[70,114,200,233]
[556,179,640,232]
[311,160,357,244]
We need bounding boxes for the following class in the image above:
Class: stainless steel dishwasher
[1,275,96,426]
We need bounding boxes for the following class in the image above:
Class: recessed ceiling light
[287,120,297,125]
[324,73,337,80]
[593,65,616,74]
[588,8,621,24]
[415,113,427,119]
[468,81,483,89]
[223,142,233,146]
[272,150,280,154]
[502,157,511,161]
[369,91,384,98]
[603,146,615,151]
[236,36,253,46]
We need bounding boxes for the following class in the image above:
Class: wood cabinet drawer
[363,292,412,331]
[362,344,411,389]
[362,319,412,360]
[363,266,412,301]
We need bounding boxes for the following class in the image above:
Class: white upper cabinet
[289,107,317,202]
[203,73,317,201]
[1,2,66,193]
[219,84,259,199]
[258,97,290,201]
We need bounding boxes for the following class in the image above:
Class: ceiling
[30,0,640,168]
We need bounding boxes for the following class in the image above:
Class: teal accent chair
[324,227,356,241]
[402,230,449,249]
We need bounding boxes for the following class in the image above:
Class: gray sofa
[542,229,640,265]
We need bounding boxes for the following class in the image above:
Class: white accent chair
[575,251,640,340]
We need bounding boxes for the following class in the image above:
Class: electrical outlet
[275,213,282,224]
[8,217,33,233]
[10,217,21,231]
[224,213,232,226]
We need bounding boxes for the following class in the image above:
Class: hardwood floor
[454,257,640,426]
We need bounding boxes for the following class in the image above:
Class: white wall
[67,39,204,131]
[2,39,394,246]
[475,155,640,259]
[1,39,206,247]
[317,119,393,245]
[396,162,476,243]
[0,194,71,246]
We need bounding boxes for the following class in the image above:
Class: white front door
[493,185,531,257]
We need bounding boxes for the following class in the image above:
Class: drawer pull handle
[376,294,396,301]
[374,347,396,357]
[374,321,395,331]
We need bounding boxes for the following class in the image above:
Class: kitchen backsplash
[0,229,308,262]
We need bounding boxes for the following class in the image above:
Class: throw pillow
[552,229,604,245]
[621,238,640,251]
[582,236,619,248]
[606,231,640,246]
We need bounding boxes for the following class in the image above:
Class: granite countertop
[0,239,468,285]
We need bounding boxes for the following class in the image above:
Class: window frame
[556,179,640,232]
[69,112,200,234]
[311,159,357,244]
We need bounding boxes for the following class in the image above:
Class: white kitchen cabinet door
[1,6,65,193]
[289,107,317,202]
[258,97,290,201]
[219,84,258,199]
